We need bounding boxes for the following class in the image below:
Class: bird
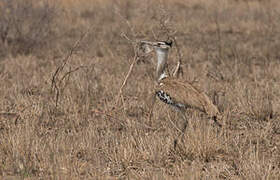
[140,40,222,148]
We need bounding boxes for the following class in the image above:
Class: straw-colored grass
[1,0,280,179]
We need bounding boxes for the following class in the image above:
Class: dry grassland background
[1,0,280,179]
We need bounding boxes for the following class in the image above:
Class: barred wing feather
[156,78,220,117]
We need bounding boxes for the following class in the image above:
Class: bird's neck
[155,48,169,82]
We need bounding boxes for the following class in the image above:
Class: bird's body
[156,77,220,117]
[141,40,222,148]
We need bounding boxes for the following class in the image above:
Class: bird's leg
[212,115,223,137]
[146,91,157,122]
[174,109,188,149]
[213,116,222,128]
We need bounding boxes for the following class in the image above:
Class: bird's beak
[140,41,158,47]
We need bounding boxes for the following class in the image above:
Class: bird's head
[140,40,172,81]
[153,40,172,50]
[140,40,172,52]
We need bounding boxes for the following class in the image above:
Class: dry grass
[1,0,280,179]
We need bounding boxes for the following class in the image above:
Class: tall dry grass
[1,0,280,179]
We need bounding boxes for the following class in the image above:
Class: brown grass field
[1,0,280,179]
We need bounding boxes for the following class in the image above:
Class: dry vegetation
[1,0,280,179]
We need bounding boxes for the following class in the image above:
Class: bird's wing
[156,78,220,116]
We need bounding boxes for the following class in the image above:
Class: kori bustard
[141,40,222,148]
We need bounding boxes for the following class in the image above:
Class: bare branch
[50,29,90,108]
[115,46,139,105]
[158,17,184,78]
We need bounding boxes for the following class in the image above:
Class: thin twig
[115,51,139,105]
[51,32,87,91]
[59,65,86,84]
[115,9,141,106]
[158,15,184,78]
[50,29,90,108]
[92,109,122,122]
[170,37,184,78]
